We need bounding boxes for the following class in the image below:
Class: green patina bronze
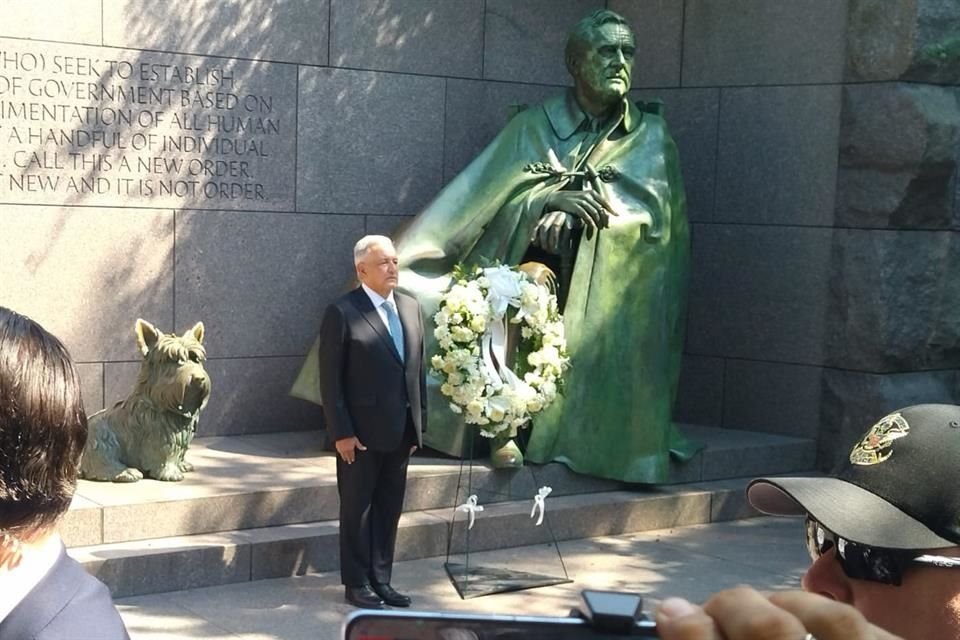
[80,320,211,482]
[392,10,702,482]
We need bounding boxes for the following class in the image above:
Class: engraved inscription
[0,40,295,210]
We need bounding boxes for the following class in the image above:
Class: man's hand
[335,436,367,464]
[656,588,902,640]
[532,211,580,254]
[542,189,617,239]
[409,445,418,455]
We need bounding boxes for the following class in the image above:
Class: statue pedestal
[443,437,571,599]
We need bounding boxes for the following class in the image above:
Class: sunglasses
[805,517,960,586]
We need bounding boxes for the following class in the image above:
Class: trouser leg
[337,449,379,586]
[369,442,410,584]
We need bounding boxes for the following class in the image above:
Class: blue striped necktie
[383,300,404,362]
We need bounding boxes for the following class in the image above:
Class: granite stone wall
[676,0,960,469]
[1,0,956,461]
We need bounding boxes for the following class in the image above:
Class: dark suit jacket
[318,287,426,451]
[0,546,129,640]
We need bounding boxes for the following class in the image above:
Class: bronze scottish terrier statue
[80,319,212,482]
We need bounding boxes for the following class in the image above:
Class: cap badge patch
[849,412,910,466]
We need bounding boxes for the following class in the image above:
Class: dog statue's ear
[135,319,161,356]
[185,322,205,344]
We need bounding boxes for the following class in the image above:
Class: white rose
[466,400,484,417]
[453,327,475,343]
[524,372,544,386]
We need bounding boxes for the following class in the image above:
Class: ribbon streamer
[530,486,553,526]
[456,494,484,530]
[480,266,525,393]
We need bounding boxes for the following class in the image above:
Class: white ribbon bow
[456,494,484,530]
[480,266,525,394]
[530,486,553,526]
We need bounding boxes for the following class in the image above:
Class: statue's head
[565,10,636,116]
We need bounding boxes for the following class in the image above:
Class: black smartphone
[342,609,659,640]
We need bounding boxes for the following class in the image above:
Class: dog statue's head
[134,319,212,418]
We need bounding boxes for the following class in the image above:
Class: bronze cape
[393,90,701,483]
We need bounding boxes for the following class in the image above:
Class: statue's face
[573,22,636,110]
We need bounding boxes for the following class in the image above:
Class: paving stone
[115,519,810,640]
[74,533,252,598]
[684,425,816,481]
[101,487,338,544]
[67,428,816,595]
[60,495,103,547]
[247,520,343,579]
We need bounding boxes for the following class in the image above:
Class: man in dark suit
[318,235,426,609]
[0,306,129,639]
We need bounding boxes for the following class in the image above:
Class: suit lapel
[351,287,403,364]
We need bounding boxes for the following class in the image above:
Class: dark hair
[564,9,632,76]
[0,307,87,535]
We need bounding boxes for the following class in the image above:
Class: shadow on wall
[4,2,297,435]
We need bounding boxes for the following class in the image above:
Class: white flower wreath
[430,264,569,438]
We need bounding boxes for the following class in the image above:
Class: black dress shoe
[371,583,411,607]
[345,585,384,609]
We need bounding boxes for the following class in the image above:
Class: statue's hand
[532,211,580,254]
[543,190,617,239]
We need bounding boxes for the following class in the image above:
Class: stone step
[62,425,815,548]
[64,425,815,597]
[71,477,762,598]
